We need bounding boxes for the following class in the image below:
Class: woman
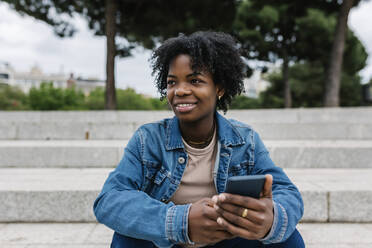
[94,31,304,248]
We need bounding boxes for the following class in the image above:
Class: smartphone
[225,175,266,199]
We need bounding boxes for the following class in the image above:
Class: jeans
[111,228,305,248]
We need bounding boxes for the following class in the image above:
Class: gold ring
[242,208,248,218]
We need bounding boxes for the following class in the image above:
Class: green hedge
[0,82,169,110]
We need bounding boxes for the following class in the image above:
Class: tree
[104,0,117,109]
[233,0,318,108]
[29,82,86,110]
[324,0,362,107]
[261,24,367,108]
[0,84,29,110]
[262,61,365,108]
[230,95,261,109]
[1,0,237,109]
[0,0,79,37]
[81,0,237,108]
[1,0,123,110]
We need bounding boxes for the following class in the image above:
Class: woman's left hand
[212,174,274,240]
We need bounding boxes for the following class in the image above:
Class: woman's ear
[216,86,225,99]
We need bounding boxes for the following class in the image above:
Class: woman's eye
[167,80,176,86]
[191,79,201,84]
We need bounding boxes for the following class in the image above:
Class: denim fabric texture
[94,112,304,248]
[111,228,305,248]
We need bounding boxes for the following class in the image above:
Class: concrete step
[2,121,372,140]
[297,223,372,248]
[1,140,372,168]
[2,108,372,124]
[1,108,372,140]
[0,223,371,248]
[0,168,371,223]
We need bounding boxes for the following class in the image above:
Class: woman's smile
[175,103,197,113]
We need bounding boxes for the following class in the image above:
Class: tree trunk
[283,52,292,108]
[324,0,354,107]
[105,0,117,110]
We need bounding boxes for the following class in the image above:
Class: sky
[0,2,372,97]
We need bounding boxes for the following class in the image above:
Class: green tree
[150,98,169,110]
[61,87,87,110]
[262,61,364,108]
[234,0,316,108]
[1,0,237,110]
[116,88,152,110]
[0,84,30,110]
[29,82,85,110]
[294,6,367,107]
[29,82,64,110]
[230,95,261,109]
[85,87,105,110]
[82,0,237,108]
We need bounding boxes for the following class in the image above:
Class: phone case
[224,175,266,198]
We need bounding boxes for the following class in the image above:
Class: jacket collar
[165,112,245,151]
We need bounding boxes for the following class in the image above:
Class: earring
[218,95,222,100]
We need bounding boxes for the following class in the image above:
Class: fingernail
[219,194,226,201]
[217,217,223,224]
[212,195,218,203]
[214,204,219,210]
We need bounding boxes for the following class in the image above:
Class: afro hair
[150,31,245,113]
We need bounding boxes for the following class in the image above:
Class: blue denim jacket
[94,112,304,248]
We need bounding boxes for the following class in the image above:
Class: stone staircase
[1,108,372,247]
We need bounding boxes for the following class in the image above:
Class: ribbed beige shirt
[170,130,218,247]
[170,129,218,205]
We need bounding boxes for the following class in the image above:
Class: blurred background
[1,1,372,248]
[0,0,371,111]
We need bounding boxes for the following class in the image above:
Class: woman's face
[166,54,223,124]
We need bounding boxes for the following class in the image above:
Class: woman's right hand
[188,198,235,245]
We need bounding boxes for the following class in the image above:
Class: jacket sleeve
[93,128,191,248]
[251,131,304,244]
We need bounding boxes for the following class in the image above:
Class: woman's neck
[179,116,216,148]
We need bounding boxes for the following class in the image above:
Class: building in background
[242,70,270,98]
[0,62,104,95]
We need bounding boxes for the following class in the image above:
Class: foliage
[261,62,363,107]
[230,95,262,109]
[0,0,80,37]
[295,8,368,73]
[0,84,30,110]
[85,87,105,110]
[1,0,238,109]
[29,82,86,110]
[233,0,322,107]
[116,88,167,110]
[150,97,169,110]
[0,83,168,110]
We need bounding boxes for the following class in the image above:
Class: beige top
[170,129,218,205]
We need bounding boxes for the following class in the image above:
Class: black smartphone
[225,175,266,199]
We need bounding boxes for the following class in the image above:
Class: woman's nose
[175,83,191,96]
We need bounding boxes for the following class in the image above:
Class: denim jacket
[94,112,304,248]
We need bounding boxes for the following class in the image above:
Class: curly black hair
[150,31,245,113]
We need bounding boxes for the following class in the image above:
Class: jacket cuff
[165,204,194,245]
[260,201,288,244]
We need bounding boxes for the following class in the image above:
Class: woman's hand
[188,198,235,245]
[212,174,274,240]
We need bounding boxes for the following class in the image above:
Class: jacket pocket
[228,161,252,176]
[143,162,169,198]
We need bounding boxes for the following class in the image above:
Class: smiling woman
[94,31,305,248]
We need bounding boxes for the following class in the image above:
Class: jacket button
[178,157,185,164]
